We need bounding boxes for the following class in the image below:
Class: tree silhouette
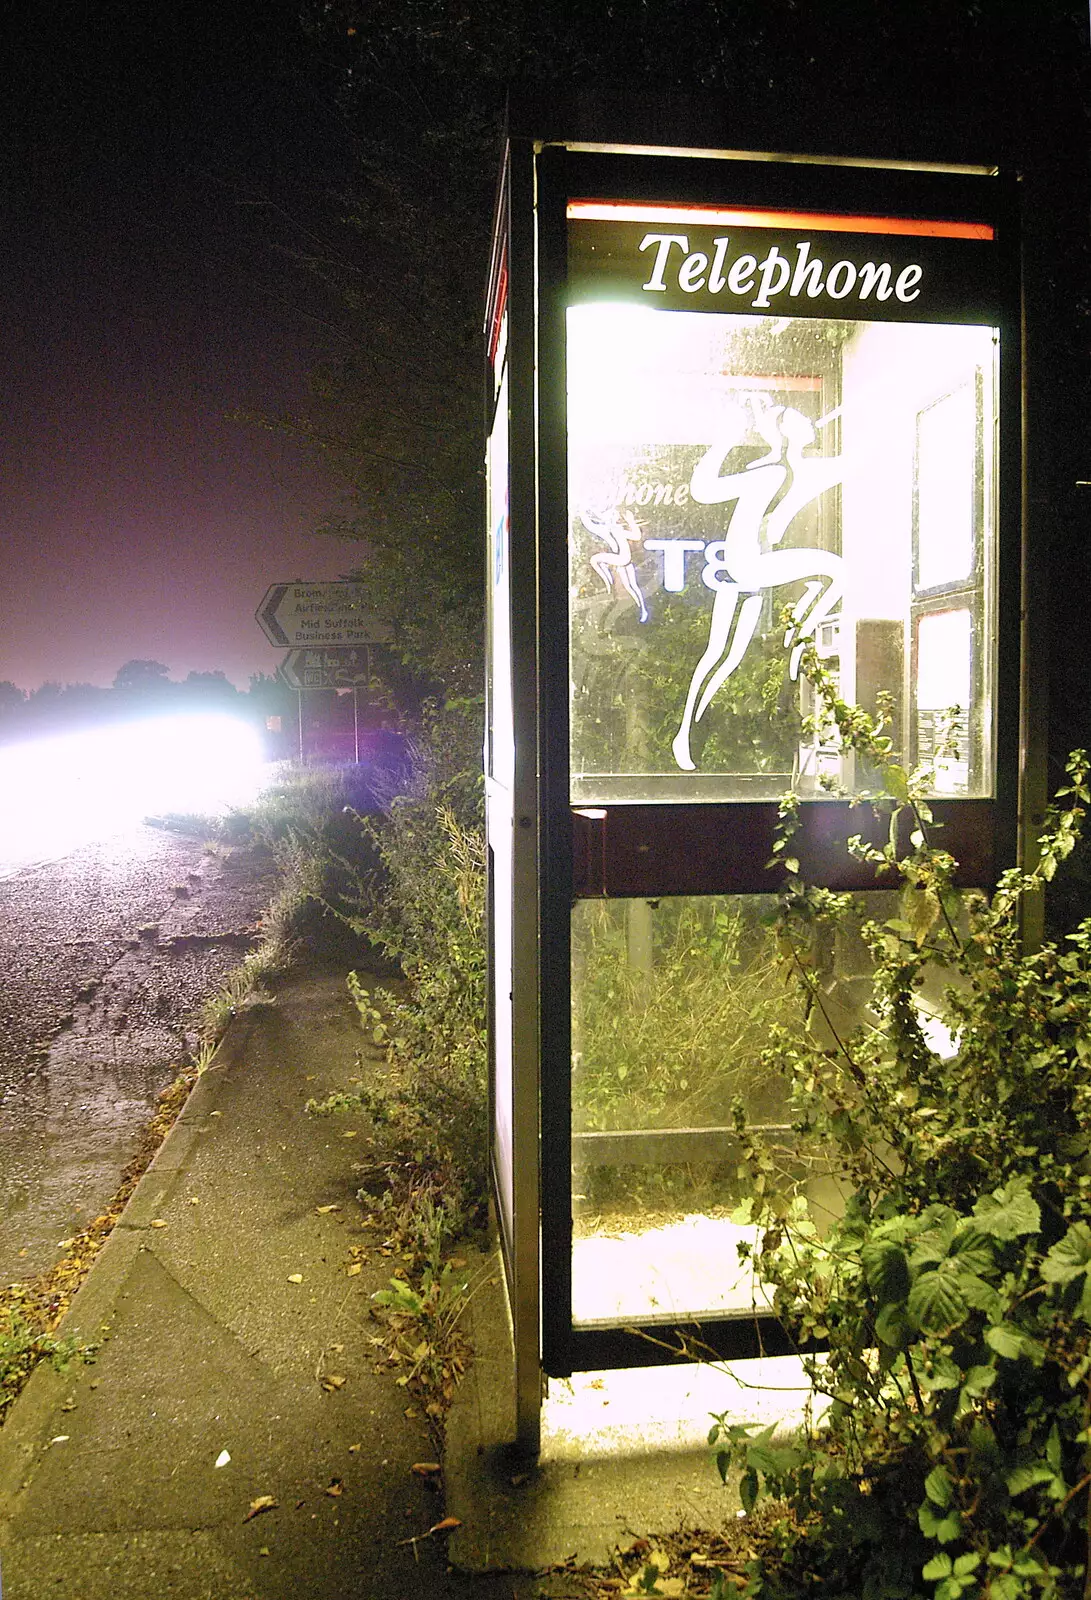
[113,660,171,692]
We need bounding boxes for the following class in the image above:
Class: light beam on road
[0,713,268,875]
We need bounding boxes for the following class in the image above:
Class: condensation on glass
[567,308,998,803]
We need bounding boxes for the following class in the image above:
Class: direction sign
[256,582,392,648]
[277,648,372,691]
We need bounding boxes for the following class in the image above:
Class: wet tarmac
[0,825,276,1281]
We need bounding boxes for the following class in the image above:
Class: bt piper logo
[639,233,924,309]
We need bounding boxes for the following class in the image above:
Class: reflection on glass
[567,308,997,802]
[917,609,972,711]
[915,384,977,591]
[915,608,973,794]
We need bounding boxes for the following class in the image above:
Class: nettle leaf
[861,1238,911,1303]
[972,1179,1042,1241]
[875,1301,912,1348]
[922,1553,953,1580]
[930,1356,966,1393]
[918,1500,961,1543]
[950,1225,997,1274]
[909,1267,969,1335]
[960,1364,997,1399]
[1040,1220,1091,1286]
[886,764,911,803]
[985,1323,1045,1365]
[747,1442,804,1479]
[924,1465,953,1508]
[909,1210,959,1270]
[958,1272,1003,1316]
[1005,1463,1055,1496]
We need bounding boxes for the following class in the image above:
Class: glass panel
[570,892,908,1329]
[915,608,973,795]
[567,307,998,803]
[915,384,977,590]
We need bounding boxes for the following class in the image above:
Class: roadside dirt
[0,823,277,1280]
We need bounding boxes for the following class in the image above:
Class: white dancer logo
[672,394,845,772]
[581,506,649,623]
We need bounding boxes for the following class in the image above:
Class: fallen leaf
[324,1479,344,1497]
[411,1462,441,1478]
[315,1205,341,1215]
[429,1516,461,1534]
[243,1495,278,1522]
[188,1197,199,1205]
[347,1443,361,1454]
[149,1219,168,1229]
[49,1436,69,1445]
[214,1449,231,1468]
[342,1131,358,1139]
[258,1546,270,1557]
[346,1263,362,1277]
[287,1274,303,1284]
[321,1375,347,1391]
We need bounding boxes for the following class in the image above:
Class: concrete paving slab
[0,974,543,1599]
[445,1253,739,1574]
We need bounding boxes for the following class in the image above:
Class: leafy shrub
[713,654,1091,1600]
[319,700,488,1244]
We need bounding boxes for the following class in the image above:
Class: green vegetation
[309,702,488,1249]
[710,652,1091,1600]
[0,1299,85,1424]
[573,896,786,1134]
[299,703,487,1417]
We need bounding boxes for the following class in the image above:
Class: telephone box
[485,111,1029,1450]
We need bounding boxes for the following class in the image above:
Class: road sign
[256,582,392,648]
[277,648,372,691]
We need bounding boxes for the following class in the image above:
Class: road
[0,823,277,1282]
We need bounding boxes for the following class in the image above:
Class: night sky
[1,1,354,691]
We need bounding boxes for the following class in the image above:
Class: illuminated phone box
[485,121,1023,1451]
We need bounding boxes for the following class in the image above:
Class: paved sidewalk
[0,971,541,1600]
[0,965,747,1600]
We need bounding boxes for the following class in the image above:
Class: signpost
[276,648,372,691]
[255,582,392,649]
[257,584,390,763]
[275,648,374,762]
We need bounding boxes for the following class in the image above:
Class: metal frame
[487,120,1030,1444]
